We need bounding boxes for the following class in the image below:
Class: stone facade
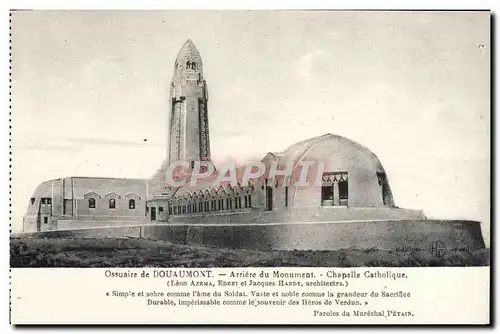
[168,39,211,170]
[22,177,165,232]
[145,133,404,224]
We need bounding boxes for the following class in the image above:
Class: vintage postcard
[9,10,490,325]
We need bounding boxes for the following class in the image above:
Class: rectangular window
[159,206,164,212]
[339,179,348,205]
[151,207,156,221]
[30,198,35,206]
[321,184,334,206]
[321,172,348,206]
[43,217,48,224]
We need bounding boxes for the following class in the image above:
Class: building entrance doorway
[266,186,273,211]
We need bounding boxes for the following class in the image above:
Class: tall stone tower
[168,39,211,170]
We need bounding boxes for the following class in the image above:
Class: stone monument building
[22,39,438,231]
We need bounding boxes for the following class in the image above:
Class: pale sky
[11,10,490,244]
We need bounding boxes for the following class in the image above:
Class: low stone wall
[141,225,188,244]
[57,219,143,230]
[12,226,142,239]
[12,219,485,252]
[169,207,426,225]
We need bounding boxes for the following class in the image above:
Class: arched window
[129,199,136,209]
[191,62,196,70]
[109,198,116,209]
[186,61,191,69]
[88,198,96,209]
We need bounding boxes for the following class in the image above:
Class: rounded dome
[282,133,385,173]
[279,133,395,208]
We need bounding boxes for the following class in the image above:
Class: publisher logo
[429,240,446,257]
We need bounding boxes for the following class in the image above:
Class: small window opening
[339,179,348,205]
[321,184,334,206]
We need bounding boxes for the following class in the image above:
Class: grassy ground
[10,237,490,268]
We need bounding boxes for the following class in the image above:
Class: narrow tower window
[129,199,136,210]
[88,198,96,209]
[109,198,116,209]
[41,198,51,205]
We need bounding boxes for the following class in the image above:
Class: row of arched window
[169,195,252,215]
[88,198,136,210]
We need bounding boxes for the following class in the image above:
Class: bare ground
[10,237,490,268]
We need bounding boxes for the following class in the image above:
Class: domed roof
[280,133,385,173]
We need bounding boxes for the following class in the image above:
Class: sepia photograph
[10,10,490,269]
